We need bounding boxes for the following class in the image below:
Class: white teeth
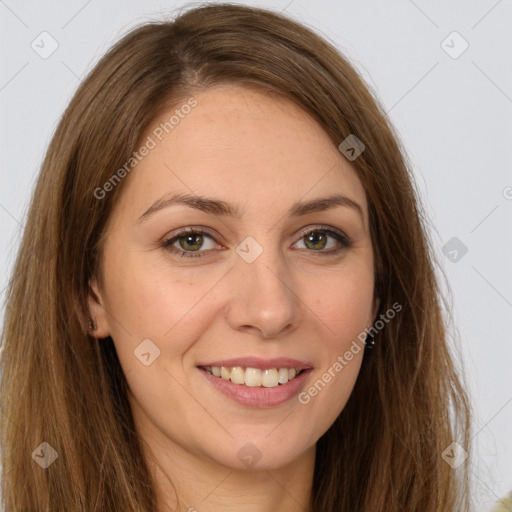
[230,366,245,385]
[204,365,303,387]
[244,367,262,387]
[262,368,279,388]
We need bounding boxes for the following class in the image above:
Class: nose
[225,243,301,340]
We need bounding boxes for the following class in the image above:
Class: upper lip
[197,356,313,370]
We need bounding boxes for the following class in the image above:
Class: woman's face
[90,83,379,472]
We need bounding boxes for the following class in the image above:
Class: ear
[87,275,111,339]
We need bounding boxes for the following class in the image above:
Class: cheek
[310,266,375,343]
[104,253,216,340]
[296,354,363,446]
[294,269,372,425]
[103,268,212,414]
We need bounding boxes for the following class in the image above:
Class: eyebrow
[136,192,364,223]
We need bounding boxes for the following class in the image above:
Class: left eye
[295,229,345,252]
[162,226,350,259]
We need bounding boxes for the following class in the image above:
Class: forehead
[113,84,368,225]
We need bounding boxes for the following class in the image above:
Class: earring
[88,317,97,332]
[364,332,375,350]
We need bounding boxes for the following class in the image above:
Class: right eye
[162,228,221,258]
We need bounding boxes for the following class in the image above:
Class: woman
[0,3,472,511]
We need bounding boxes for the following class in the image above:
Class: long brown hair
[0,3,472,510]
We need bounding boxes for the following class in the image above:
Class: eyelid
[162,225,220,244]
[296,225,349,243]
[162,226,221,252]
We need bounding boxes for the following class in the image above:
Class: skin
[89,83,380,512]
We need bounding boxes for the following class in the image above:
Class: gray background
[1,1,511,510]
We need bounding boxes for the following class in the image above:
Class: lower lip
[199,368,312,408]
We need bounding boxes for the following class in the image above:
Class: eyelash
[161,225,351,259]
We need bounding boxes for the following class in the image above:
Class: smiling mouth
[200,366,305,388]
